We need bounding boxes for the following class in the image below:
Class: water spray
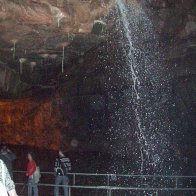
[11,39,18,59]
[19,58,26,74]
[30,62,37,72]
[60,42,69,73]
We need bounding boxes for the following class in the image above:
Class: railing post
[109,189,112,196]
[156,190,158,196]
[107,188,112,196]
[175,177,178,188]
[69,186,71,196]
[73,174,76,185]
[107,174,110,186]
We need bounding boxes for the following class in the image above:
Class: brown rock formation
[0,96,64,150]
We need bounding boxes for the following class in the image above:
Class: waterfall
[115,0,179,175]
[116,0,140,99]
[115,0,150,174]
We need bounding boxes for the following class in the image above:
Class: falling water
[13,42,16,59]
[48,4,65,27]
[114,0,181,176]
[62,46,65,73]
[57,12,64,27]
[115,0,140,100]
[115,0,151,175]
[11,39,18,59]
[30,62,37,72]
[19,58,26,75]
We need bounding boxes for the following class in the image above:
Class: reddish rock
[0,97,64,150]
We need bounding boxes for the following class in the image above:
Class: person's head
[1,145,8,154]
[58,150,65,158]
[27,152,34,161]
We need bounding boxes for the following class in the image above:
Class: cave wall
[148,0,196,38]
[0,96,64,150]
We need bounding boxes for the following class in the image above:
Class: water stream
[115,0,179,176]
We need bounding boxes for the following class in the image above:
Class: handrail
[15,183,196,191]
[14,171,196,196]
[13,171,196,178]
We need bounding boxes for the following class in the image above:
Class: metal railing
[14,171,196,195]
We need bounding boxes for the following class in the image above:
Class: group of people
[0,145,71,196]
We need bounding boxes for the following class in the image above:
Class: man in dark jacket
[54,150,71,196]
[0,145,16,179]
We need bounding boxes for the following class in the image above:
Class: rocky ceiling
[0,0,118,97]
[0,0,195,98]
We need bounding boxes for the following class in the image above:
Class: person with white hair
[0,159,18,196]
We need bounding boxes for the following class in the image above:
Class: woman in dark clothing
[0,145,16,179]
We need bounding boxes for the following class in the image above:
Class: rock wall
[0,64,30,98]
[148,0,196,38]
[0,96,64,150]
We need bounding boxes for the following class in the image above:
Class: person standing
[26,152,38,196]
[0,145,16,179]
[54,150,71,196]
[0,159,18,196]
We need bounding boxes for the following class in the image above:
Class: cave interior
[0,0,195,177]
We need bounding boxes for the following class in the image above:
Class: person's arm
[26,163,29,176]
[62,158,71,172]
[8,189,18,196]
[54,158,58,175]
[4,162,18,196]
